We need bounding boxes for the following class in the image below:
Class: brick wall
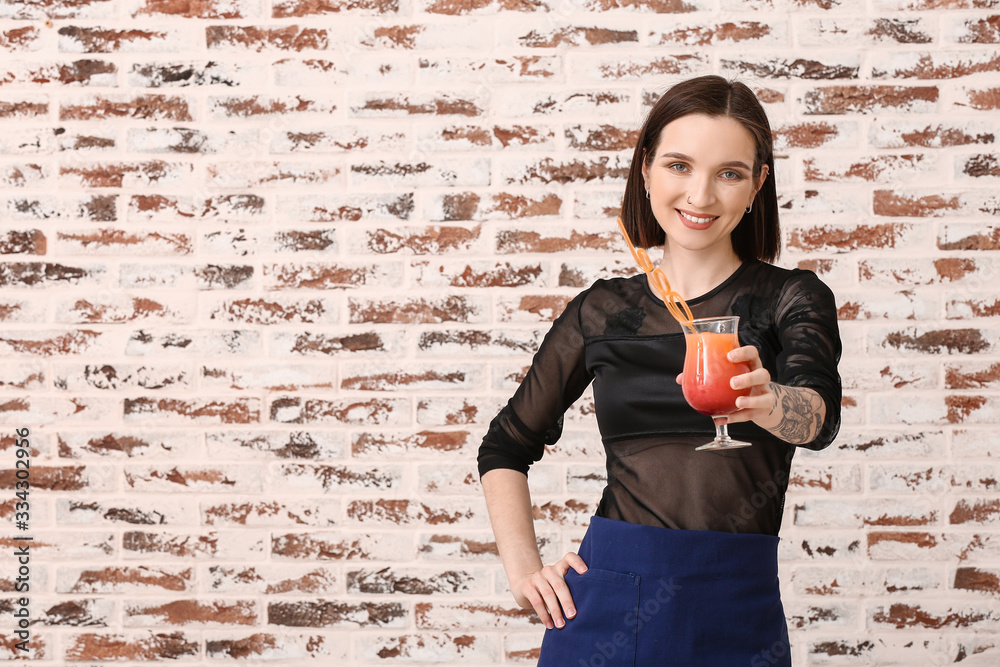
[0,0,998,664]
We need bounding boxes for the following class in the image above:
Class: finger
[735,393,775,412]
[727,345,762,367]
[522,586,554,630]
[564,552,589,575]
[730,368,770,391]
[535,576,566,628]
[675,372,684,385]
[543,569,576,623]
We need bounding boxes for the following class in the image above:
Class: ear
[641,155,650,191]
[754,164,769,196]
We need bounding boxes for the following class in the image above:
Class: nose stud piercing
[687,196,692,205]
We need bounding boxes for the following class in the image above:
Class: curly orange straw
[616,217,695,330]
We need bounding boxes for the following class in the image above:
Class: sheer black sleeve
[774,270,843,451]
[477,292,594,477]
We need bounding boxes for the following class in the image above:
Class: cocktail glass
[682,316,753,451]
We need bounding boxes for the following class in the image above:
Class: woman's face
[641,113,767,259]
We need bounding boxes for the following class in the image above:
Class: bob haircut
[620,75,780,264]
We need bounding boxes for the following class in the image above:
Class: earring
[745,201,753,214]
[645,189,650,199]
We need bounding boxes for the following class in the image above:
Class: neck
[655,246,743,301]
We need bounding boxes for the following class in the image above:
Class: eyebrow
[658,151,753,172]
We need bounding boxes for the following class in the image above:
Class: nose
[686,176,716,208]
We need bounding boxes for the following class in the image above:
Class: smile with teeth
[678,210,718,225]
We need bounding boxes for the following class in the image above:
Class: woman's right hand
[511,552,589,630]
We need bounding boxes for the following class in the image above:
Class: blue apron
[537,516,790,667]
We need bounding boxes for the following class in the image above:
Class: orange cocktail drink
[682,330,751,417]
[682,316,753,450]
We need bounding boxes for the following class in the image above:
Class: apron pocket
[537,568,640,667]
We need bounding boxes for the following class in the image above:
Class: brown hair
[620,75,780,263]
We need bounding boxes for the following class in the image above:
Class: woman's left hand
[722,345,779,429]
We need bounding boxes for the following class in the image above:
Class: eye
[667,162,689,173]
[721,170,744,181]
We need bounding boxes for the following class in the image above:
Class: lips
[677,208,719,229]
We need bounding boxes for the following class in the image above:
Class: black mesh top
[478,261,842,536]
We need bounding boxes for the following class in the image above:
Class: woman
[478,76,841,666]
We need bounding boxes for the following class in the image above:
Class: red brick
[419,56,559,82]
[347,499,479,525]
[206,25,330,51]
[125,599,257,626]
[517,25,638,47]
[789,223,915,252]
[0,97,49,118]
[203,499,340,526]
[362,226,482,254]
[359,633,497,662]
[57,26,187,52]
[270,331,390,358]
[352,158,489,186]
[497,89,632,117]
[804,154,931,182]
[955,15,1000,43]
[349,295,486,323]
[352,92,486,117]
[773,121,857,149]
[724,56,859,79]
[263,262,400,290]
[655,21,782,45]
[206,431,344,460]
[123,530,263,559]
[874,50,1000,79]
[415,397,503,426]
[0,27,41,51]
[950,498,1000,525]
[0,360,45,386]
[129,193,265,221]
[954,566,1000,593]
[963,86,1000,111]
[413,260,545,288]
[120,263,255,289]
[802,85,938,114]
[58,431,199,460]
[1,0,115,19]
[60,94,193,121]
[0,229,46,254]
[129,60,259,88]
[430,192,561,221]
[578,54,708,80]
[496,228,621,253]
[271,531,411,560]
[0,59,117,86]
[422,0,554,14]
[870,603,997,630]
[56,228,192,255]
[352,430,472,457]
[268,600,406,628]
[418,330,540,356]
[66,632,199,661]
[124,397,261,424]
[60,160,190,188]
[207,161,339,188]
[270,397,409,425]
[874,190,962,217]
[579,0,700,12]
[274,0,399,18]
[280,193,413,222]
[870,120,995,148]
[206,634,336,661]
[0,329,104,355]
[58,566,192,594]
[208,297,335,325]
[209,94,336,118]
[132,0,260,18]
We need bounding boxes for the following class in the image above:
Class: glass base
[695,437,752,451]
[694,416,752,451]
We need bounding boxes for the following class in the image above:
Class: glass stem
[713,416,732,443]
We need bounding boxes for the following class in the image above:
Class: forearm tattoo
[766,382,824,445]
